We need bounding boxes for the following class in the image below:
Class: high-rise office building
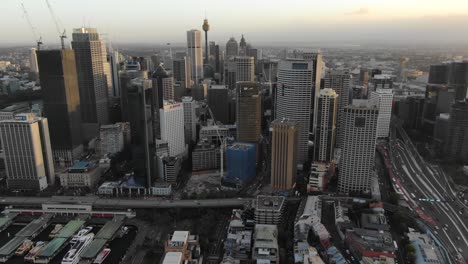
[37,49,83,165]
[224,56,255,89]
[370,88,393,138]
[71,27,109,126]
[448,61,468,101]
[236,82,262,143]
[422,64,453,134]
[207,85,229,124]
[445,100,468,163]
[271,118,299,190]
[226,37,238,58]
[101,41,113,98]
[108,50,122,97]
[276,59,315,163]
[120,70,148,122]
[314,88,338,163]
[127,78,153,187]
[29,48,39,81]
[182,96,197,143]
[324,69,351,147]
[338,100,378,194]
[160,101,185,157]
[301,52,322,136]
[173,57,192,89]
[0,113,55,190]
[187,30,204,83]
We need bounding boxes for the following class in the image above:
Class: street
[388,120,467,262]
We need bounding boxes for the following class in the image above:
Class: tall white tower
[160,101,186,157]
[0,113,55,190]
[276,59,315,164]
[187,30,204,83]
[370,88,393,138]
[338,100,378,194]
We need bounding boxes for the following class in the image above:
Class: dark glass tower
[37,49,83,165]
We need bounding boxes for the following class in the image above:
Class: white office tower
[100,39,113,98]
[324,70,351,147]
[276,59,315,164]
[182,96,197,143]
[186,30,204,83]
[160,101,185,157]
[29,48,38,73]
[314,89,338,163]
[0,113,55,190]
[370,89,393,138]
[338,100,378,194]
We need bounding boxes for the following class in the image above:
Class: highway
[0,196,251,209]
[389,120,468,263]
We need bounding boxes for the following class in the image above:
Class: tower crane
[44,0,66,49]
[206,105,227,180]
[20,3,43,50]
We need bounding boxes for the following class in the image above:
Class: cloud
[346,7,369,16]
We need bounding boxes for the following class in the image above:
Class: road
[0,196,252,209]
[389,119,468,262]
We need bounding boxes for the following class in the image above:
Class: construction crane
[206,106,227,180]
[20,3,43,50]
[45,0,66,49]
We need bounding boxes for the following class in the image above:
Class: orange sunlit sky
[2,0,468,46]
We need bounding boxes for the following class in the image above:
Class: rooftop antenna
[20,3,43,50]
[45,0,67,49]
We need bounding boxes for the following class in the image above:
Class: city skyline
[3,0,468,47]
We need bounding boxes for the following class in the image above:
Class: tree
[388,192,400,205]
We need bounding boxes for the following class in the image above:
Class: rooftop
[171,231,189,243]
[256,196,285,212]
[162,252,183,264]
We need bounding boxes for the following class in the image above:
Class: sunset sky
[2,0,468,46]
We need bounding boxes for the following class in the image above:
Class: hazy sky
[2,0,468,46]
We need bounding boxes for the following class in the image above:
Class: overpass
[0,196,251,209]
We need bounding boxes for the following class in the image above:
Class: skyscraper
[226,37,238,58]
[314,88,338,163]
[0,113,55,190]
[187,30,204,83]
[370,88,393,138]
[160,101,185,157]
[276,59,315,163]
[37,49,83,165]
[338,100,378,194]
[120,70,149,122]
[448,61,468,101]
[182,96,197,143]
[173,56,192,89]
[29,48,39,81]
[224,56,255,89]
[108,50,122,97]
[271,118,299,190]
[324,69,351,147]
[445,100,468,163]
[207,85,229,124]
[101,41,113,98]
[127,78,153,187]
[71,27,109,127]
[236,82,262,143]
[239,35,247,56]
[301,52,322,136]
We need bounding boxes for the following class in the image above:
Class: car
[457,236,461,241]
